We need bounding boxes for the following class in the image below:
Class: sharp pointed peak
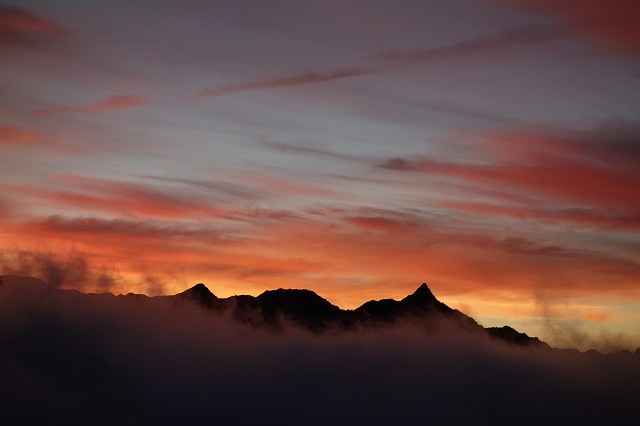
[399,282,440,306]
[412,283,435,298]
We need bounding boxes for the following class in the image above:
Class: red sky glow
[1,0,639,350]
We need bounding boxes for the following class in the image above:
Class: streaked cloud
[258,137,369,163]
[1,175,233,219]
[380,127,640,211]
[194,68,374,98]
[35,95,152,116]
[372,24,569,64]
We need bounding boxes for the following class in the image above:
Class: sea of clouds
[1,275,639,425]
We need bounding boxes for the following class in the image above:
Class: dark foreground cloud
[1,276,638,425]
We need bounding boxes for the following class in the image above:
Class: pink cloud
[194,68,373,98]
[0,124,43,145]
[380,130,640,212]
[0,5,66,44]
[0,175,232,219]
[439,201,640,230]
[236,172,344,199]
[35,95,152,116]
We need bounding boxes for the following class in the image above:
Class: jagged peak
[414,282,432,294]
[407,283,437,301]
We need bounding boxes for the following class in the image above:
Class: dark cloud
[580,121,640,167]
[517,0,640,55]
[258,137,369,163]
[0,277,639,424]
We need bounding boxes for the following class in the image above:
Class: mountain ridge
[1,274,546,348]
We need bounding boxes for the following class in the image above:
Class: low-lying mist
[1,277,639,425]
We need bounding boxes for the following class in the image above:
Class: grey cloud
[0,248,119,291]
[372,24,571,64]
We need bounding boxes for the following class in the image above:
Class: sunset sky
[1,0,639,349]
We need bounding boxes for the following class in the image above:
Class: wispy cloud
[258,137,369,163]
[194,68,374,98]
[1,174,232,219]
[372,24,569,64]
[35,95,152,116]
[21,215,229,243]
[236,172,345,199]
[439,202,640,231]
[194,25,568,101]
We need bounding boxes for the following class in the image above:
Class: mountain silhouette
[1,274,547,347]
[172,280,542,345]
[487,325,548,347]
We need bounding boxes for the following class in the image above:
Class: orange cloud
[35,95,152,116]
[2,200,639,313]
[194,68,373,98]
